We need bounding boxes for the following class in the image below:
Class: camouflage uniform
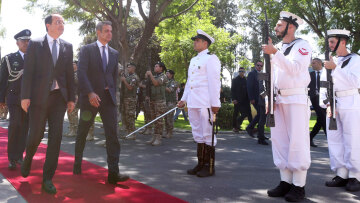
[164,78,178,138]
[0,105,8,120]
[140,79,152,134]
[147,73,168,146]
[123,73,139,139]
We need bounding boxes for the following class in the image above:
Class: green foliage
[217,103,234,129]
[221,85,232,103]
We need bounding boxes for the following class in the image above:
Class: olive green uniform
[164,78,178,137]
[123,73,139,137]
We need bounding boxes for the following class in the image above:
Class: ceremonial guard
[164,69,178,138]
[178,29,221,178]
[320,29,360,192]
[121,63,139,140]
[145,62,168,146]
[0,29,31,170]
[262,11,312,202]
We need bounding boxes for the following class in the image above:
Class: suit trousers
[75,90,120,174]
[26,90,67,181]
[7,104,29,161]
[327,108,360,181]
[310,96,327,139]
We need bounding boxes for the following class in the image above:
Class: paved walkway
[0,120,359,202]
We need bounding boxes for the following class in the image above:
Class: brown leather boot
[187,143,205,175]
[197,145,215,177]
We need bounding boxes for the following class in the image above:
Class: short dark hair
[313,58,323,65]
[45,15,53,32]
[96,21,112,32]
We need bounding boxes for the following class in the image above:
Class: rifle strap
[283,44,295,56]
[207,108,213,126]
[341,57,351,69]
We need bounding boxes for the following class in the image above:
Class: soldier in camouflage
[164,69,178,138]
[120,63,139,140]
[145,62,168,146]
[65,61,95,140]
[139,79,152,134]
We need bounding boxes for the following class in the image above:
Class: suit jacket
[231,76,249,104]
[0,51,25,105]
[247,69,260,104]
[78,42,119,105]
[308,71,320,99]
[21,35,75,105]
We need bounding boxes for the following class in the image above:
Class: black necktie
[102,46,107,72]
[316,71,320,91]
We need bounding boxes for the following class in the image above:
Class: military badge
[13,62,19,67]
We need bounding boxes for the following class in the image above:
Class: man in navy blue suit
[73,21,129,184]
[0,29,31,170]
[20,14,75,194]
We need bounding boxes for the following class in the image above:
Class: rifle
[320,28,337,130]
[145,66,151,110]
[258,9,275,127]
[209,113,218,175]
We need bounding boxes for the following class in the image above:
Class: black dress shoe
[42,180,57,194]
[258,139,269,145]
[310,140,317,147]
[108,173,130,184]
[8,160,16,170]
[325,176,348,187]
[268,181,292,197]
[21,157,32,178]
[246,127,254,138]
[284,185,305,202]
[346,178,360,192]
[17,158,23,165]
[73,163,82,175]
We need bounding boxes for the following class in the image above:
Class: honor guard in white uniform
[320,29,360,192]
[177,29,221,178]
[262,11,312,202]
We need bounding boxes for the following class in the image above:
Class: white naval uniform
[270,38,312,187]
[319,53,360,181]
[181,49,221,146]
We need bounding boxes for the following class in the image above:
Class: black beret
[166,69,175,75]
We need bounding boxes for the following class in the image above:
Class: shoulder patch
[298,48,309,55]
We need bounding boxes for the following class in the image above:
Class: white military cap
[279,11,303,28]
[191,29,215,45]
[327,29,351,39]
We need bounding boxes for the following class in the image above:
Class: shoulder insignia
[298,48,309,55]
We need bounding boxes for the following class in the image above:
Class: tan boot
[142,128,152,135]
[146,135,156,144]
[125,133,136,140]
[151,135,162,146]
[167,130,173,138]
[65,128,76,137]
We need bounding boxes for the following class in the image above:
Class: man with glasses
[231,67,252,132]
[0,29,31,170]
[20,14,75,194]
[246,61,268,145]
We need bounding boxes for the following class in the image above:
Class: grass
[95,114,318,132]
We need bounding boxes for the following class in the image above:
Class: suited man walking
[20,14,75,194]
[308,58,327,147]
[73,21,129,184]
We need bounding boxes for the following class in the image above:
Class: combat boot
[152,134,162,146]
[143,128,152,135]
[125,132,136,140]
[166,129,173,138]
[187,143,205,175]
[146,135,156,144]
[197,145,215,177]
[86,124,95,141]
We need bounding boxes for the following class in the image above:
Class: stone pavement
[0,120,359,202]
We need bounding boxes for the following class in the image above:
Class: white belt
[277,88,308,96]
[335,89,360,97]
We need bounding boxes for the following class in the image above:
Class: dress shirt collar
[47,34,60,44]
[18,50,25,59]
[96,40,108,49]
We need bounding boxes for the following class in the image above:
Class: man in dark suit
[231,67,252,132]
[246,61,268,145]
[73,21,129,184]
[0,29,31,170]
[20,14,75,194]
[308,58,327,147]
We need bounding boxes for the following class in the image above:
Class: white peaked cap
[279,11,304,27]
[327,29,351,38]
[191,29,215,44]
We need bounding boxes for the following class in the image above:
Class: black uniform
[0,51,29,163]
[231,75,252,129]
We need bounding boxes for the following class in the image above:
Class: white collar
[47,34,60,44]
[96,40,108,49]
[197,49,209,56]
[18,50,25,59]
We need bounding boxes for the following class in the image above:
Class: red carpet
[0,127,187,203]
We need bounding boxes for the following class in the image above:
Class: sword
[125,106,178,138]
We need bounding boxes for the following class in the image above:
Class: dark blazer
[247,69,260,104]
[78,42,119,105]
[308,71,319,99]
[231,76,249,104]
[0,51,24,105]
[21,36,75,105]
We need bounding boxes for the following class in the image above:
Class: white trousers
[271,103,311,187]
[327,108,360,181]
[188,108,217,146]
